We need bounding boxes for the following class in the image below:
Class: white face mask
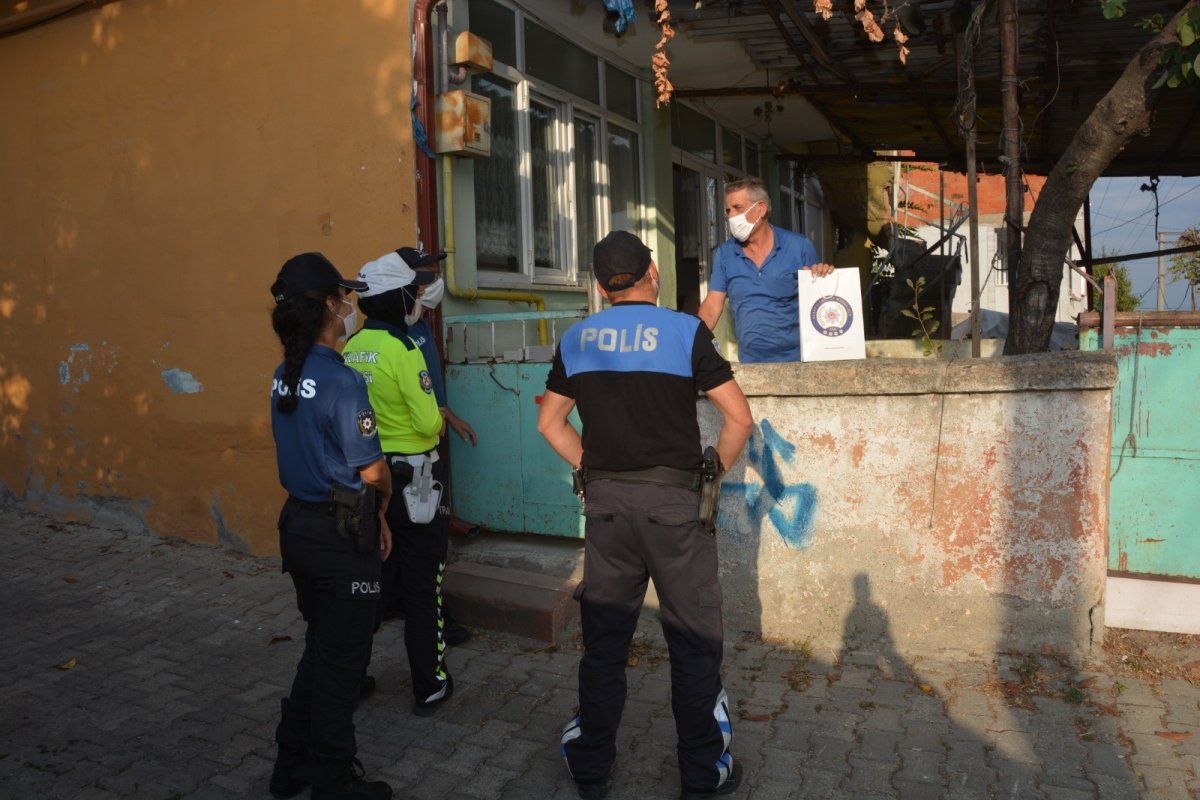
[334,297,358,341]
[727,201,763,243]
[420,277,445,310]
[403,287,422,327]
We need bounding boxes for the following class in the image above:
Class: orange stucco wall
[0,0,418,553]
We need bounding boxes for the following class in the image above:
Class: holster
[698,446,723,534]
[571,467,586,506]
[330,483,380,554]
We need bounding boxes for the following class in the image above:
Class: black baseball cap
[593,231,652,292]
[396,247,447,279]
[271,252,367,304]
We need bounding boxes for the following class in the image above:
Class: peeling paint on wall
[161,368,202,394]
[59,343,92,389]
[720,419,819,549]
[211,495,248,552]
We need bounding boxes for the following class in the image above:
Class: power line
[1093,180,1200,237]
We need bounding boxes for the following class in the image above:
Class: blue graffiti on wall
[719,419,818,548]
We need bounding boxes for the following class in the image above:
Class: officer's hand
[448,412,477,446]
[808,262,835,278]
[379,516,393,561]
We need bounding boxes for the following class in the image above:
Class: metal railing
[442,309,587,363]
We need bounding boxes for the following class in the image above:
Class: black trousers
[275,499,381,786]
[562,480,734,793]
[377,459,450,704]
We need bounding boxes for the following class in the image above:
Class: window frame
[469,0,645,289]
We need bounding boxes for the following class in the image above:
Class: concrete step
[443,560,579,644]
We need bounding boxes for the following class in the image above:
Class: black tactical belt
[288,496,333,514]
[584,466,702,492]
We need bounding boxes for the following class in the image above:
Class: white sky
[1088,176,1200,311]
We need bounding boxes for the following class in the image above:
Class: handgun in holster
[330,483,380,554]
[571,466,586,508]
[698,446,723,535]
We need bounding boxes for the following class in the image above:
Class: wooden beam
[759,0,821,86]
[673,73,1141,100]
[756,1,874,155]
[1079,311,1200,330]
[773,0,858,86]
[1037,0,1059,165]
[1164,102,1200,164]
[923,99,961,156]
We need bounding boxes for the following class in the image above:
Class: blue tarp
[603,0,637,34]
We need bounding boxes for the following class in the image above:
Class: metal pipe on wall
[418,0,548,345]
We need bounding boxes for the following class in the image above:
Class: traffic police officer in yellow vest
[341,249,455,717]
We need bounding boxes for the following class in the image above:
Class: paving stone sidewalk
[1,507,1196,800]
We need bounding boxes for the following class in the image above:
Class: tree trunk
[1004,1,1197,354]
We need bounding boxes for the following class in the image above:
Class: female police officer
[341,248,454,717]
[267,252,394,800]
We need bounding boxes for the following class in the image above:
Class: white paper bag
[798,267,866,362]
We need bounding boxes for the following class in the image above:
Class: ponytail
[271,289,337,413]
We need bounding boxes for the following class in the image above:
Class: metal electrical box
[452,30,493,74]
[435,90,491,157]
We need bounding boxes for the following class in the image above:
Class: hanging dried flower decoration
[893,22,910,64]
[653,0,675,107]
[815,1,910,64]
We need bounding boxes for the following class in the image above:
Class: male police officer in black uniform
[538,231,754,800]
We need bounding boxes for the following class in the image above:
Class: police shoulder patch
[419,370,434,394]
[356,408,377,438]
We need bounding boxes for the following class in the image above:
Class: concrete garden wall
[699,351,1117,658]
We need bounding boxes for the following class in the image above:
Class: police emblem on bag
[419,370,434,394]
[810,295,854,337]
[356,408,377,438]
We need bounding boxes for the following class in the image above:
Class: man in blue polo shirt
[698,177,834,362]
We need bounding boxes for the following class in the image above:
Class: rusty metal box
[435,89,491,157]
[453,31,493,74]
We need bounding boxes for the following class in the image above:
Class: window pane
[524,20,599,103]
[608,125,640,234]
[574,116,599,275]
[467,0,516,67]
[672,104,715,162]
[721,127,742,171]
[530,97,562,270]
[605,63,638,120]
[745,140,761,177]
[780,161,794,190]
[472,74,521,272]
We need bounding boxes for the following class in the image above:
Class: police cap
[271,252,368,304]
[593,231,652,293]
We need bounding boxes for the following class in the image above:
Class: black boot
[310,758,393,800]
[268,761,307,799]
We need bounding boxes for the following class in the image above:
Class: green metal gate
[1082,315,1200,579]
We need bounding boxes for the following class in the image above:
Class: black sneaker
[679,762,743,799]
[576,778,610,799]
[268,762,307,799]
[444,622,472,646]
[413,674,454,717]
[310,758,392,800]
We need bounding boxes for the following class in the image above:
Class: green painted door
[1083,326,1200,578]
